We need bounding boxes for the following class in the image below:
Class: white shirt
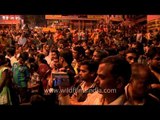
[83,92,126,105]
[45,54,52,66]
[10,56,18,66]
[5,55,18,66]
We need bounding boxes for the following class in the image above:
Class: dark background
[0,0,160,14]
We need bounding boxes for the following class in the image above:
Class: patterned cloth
[38,63,50,90]
[0,67,12,105]
[12,62,30,88]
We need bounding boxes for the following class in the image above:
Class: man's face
[45,45,50,51]
[50,58,60,69]
[81,42,87,49]
[85,49,90,57]
[18,57,25,65]
[59,44,64,49]
[150,54,160,73]
[59,56,63,65]
[94,63,117,95]
[51,52,58,60]
[92,51,100,62]
[72,49,78,59]
[79,65,91,81]
[125,53,137,64]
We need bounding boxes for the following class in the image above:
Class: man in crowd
[12,52,30,104]
[58,60,98,105]
[147,47,160,100]
[59,55,131,105]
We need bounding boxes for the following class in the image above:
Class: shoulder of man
[82,91,103,105]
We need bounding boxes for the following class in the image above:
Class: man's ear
[116,77,124,89]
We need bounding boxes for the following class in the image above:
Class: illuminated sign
[45,15,62,19]
[87,15,105,19]
[147,15,160,21]
[0,20,20,24]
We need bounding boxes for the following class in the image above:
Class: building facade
[0,15,23,29]
[45,15,107,30]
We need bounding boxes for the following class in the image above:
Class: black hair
[7,47,16,56]
[124,48,138,57]
[37,53,47,64]
[117,45,128,52]
[0,53,6,66]
[130,63,153,85]
[19,52,29,61]
[100,55,131,85]
[134,42,144,55]
[28,57,35,63]
[73,46,86,57]
[51,49,59,58]
[30,94,45,106]
[80,60,99,73]
[59,49,73,65]
[5,58,11,68]
[147,47,160,59]
[106,48,117,56]
[30,62,39,72]
[94,49,109,61]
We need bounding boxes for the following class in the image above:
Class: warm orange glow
[147,15,160,21]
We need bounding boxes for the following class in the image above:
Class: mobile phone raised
[52,72,70,87]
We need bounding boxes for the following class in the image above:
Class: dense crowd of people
[0,19,160,106]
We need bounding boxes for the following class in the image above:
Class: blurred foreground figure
[125,63,160,105]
